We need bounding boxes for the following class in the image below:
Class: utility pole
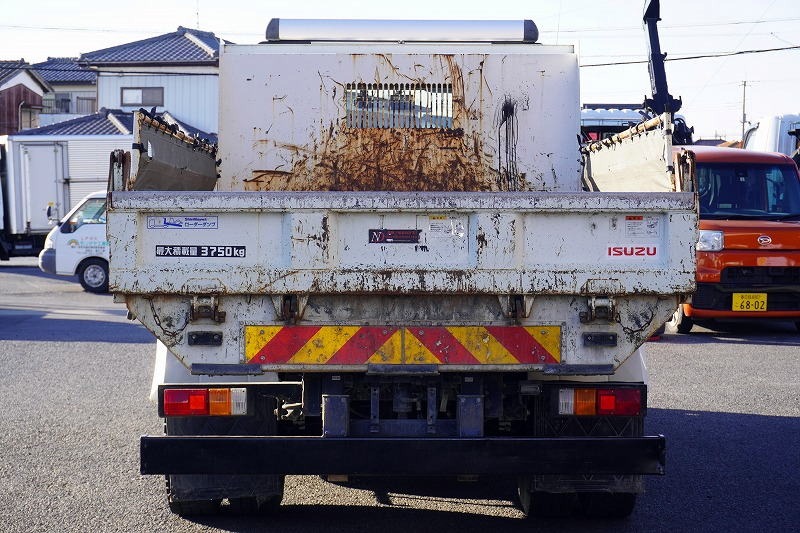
[740,80,747,143]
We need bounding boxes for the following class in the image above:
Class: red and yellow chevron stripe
[244,326,560,367]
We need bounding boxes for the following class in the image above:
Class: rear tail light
[163,387,247,416]
[558,387,641,416]
[597,388,641,416]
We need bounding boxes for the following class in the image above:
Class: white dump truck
[107,12,697,519]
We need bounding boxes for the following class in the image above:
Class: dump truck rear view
[107,17,697,519]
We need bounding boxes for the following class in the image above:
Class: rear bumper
[140,435,665,476]
[686,306,800,319]
[687,281,800,317]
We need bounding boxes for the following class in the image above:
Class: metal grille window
[345,83,453,129]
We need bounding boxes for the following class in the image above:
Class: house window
[54,93,71,113]
[76,97,97,114]
[19,108,40,130]
[121,87,164,107]
[42,94,55,113]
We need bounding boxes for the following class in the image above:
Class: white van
[38,190,109,293]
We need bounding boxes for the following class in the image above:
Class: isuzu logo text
[607,246,658,257]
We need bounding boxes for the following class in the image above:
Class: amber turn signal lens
[574,388,596,416]
[208,388,231,415]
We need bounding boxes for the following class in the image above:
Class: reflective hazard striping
[244,326,560,366]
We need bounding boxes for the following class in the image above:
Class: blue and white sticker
[147,216,218,230]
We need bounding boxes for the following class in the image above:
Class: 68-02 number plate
[732,293,767,312]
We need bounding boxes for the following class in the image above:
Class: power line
[542,15,800,33]
[580,44,799,67]
[3,44,797,74]
[687,0,778,106]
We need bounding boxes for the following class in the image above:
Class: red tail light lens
[597,389,641,416]
[559,387,642,416]
[163,388,209,416]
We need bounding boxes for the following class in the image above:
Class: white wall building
[80,26,221,134]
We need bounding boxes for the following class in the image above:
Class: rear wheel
[518,481,576,518]
[168,498,221,516]
[667,304,693,334]
[228,490,283,515]
[579,492,637,518]
[530,492,577,517]
[77,258,109,293]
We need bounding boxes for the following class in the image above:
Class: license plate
[732,293,767,312]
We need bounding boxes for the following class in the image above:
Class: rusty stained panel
[243,54,523,192]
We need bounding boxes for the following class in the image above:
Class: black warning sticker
[156,245,246,258]
[368,229,421,244]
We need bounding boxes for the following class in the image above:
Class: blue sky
[2,0,798,139]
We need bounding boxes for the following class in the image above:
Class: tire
[667,304,693,334]
[517,478,532,516]
[77,258,109,293]
[528,491,577,518]
[168,498,221,516]
[228,491,283,515]
[580,492,637,518]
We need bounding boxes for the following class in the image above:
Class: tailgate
[108,190,696,296]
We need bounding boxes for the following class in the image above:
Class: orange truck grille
[244,326,561,367]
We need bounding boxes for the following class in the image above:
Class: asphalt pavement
[0,258,798,532]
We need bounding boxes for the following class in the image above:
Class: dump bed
[108,34,697,375]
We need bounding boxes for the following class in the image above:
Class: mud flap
[166,399,283,502]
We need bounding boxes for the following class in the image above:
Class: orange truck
[668,146,800,333]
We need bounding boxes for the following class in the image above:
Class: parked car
[38,190,109,293]
[667,146,800,333]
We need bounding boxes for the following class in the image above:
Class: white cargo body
[744,113,800,157]
[217,42,581,192]
[2,135,129,257]
[4,139,68,235]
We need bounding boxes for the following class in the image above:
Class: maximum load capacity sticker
[624,215,660,238]
[156,245,246,258]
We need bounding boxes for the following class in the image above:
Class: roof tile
[13,109,213,141]
[80,27,222,65]
[32,57,97,84]
[0,59,29,85]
